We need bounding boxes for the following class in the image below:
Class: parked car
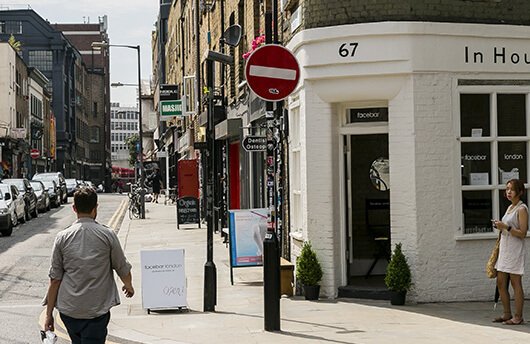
[85,181,96,190]
[0,184,26,236]
[30,180,50,213]
[41,180,60,208]
[32,172,67,204]
[66,178,81,196]
[2,178,38,219]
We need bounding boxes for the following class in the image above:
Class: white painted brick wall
[292,81,341,298]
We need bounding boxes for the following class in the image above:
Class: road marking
[107,198,128,231]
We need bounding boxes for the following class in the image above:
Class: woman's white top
[495,202,527,275]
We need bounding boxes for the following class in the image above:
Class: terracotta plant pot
[304,285,320,300]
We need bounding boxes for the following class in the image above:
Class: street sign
[245,44,300,101]
[242,136,267,152]
[160,100,182,118]
[30,149,40,159]
[136,142,140,151]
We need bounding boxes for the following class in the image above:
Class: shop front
[287,21,530,302]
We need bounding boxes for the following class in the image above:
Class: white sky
[1,1,159,107]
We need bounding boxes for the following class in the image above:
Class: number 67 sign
[141,249,187,310]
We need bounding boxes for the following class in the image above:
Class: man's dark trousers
[60,312,110,344]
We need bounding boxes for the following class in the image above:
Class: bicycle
[127,184,142,219]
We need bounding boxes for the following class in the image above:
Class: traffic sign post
[245,44,300,102]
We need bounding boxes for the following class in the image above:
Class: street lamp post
[92,41,145,219]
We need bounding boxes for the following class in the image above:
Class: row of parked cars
[0,172,96,237]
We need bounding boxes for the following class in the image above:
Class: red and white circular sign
[30,149,40,159]
[245,44,300,101]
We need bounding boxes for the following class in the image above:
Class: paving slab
[109,201,530,344]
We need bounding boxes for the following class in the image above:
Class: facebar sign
[245,44,300,101]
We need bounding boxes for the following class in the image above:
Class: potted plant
[384,243,412,305]
[296,241,323,300]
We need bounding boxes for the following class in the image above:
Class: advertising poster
[229,208,268,267]
[141,249,186,310]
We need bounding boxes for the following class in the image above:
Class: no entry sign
[30,149,40,159]
[245,44,300,101]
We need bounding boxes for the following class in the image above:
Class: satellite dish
[223,24,242,47]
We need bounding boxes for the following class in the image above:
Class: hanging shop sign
[242,136,267,152]
[141,249,187,311]
[11,128,27,139]
[160,100,182,118]
[160,84,179,101]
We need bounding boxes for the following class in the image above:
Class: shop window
[459,92,529,236]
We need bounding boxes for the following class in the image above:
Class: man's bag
[486,230,502,278]
[40,330,57,344]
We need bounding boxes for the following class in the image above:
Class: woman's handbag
[486,230,502,278]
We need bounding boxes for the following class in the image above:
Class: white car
[0,184,26,236]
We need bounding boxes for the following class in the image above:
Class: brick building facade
[155,0,530,302]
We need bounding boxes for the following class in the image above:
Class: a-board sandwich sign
[229,208,268,267]
[141,249,187,310]
[177,196,200,226]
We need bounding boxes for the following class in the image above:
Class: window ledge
[455,233,497,241]
[456,231,530,241]
[290,231,304,242]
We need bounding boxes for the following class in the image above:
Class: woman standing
[492,178,528,325]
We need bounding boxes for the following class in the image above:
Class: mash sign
[160,100,183,118]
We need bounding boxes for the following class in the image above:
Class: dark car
[66,178,81,196]
[2,178,38,220]
[40,180,60,208]
[30,180,50,213]
[32,172,67,204]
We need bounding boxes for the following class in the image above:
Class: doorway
[344,134,390,289]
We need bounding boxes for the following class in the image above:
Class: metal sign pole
[262,11,281,332]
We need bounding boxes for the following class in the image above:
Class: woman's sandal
[502,318,524,325]
[492,316,512,323]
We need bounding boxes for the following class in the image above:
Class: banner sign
[141,249,187,310]
[229,208,268,267]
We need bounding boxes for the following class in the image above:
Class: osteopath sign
[229,209,268,267]
[141,249,186,310]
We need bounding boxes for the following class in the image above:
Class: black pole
[137,45,145,219]
[263,11,281,332]
[204,59,217,312]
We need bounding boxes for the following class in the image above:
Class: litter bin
[280,257,294,297]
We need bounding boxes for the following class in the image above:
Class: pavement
[108,198,530,344]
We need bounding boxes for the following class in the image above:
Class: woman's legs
[496,272,512,318]
[510,274,524,321]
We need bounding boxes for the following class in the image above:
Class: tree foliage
[124,135,139,167]
[384,243,412,292]
[296,241,323,286]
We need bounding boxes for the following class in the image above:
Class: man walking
[44,187,134,343]
[149,167,163,203]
